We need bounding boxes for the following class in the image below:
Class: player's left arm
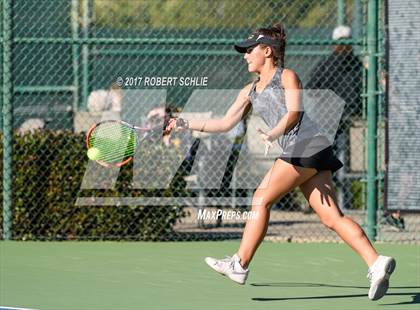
[264,68,302,140]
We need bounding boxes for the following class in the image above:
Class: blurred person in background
[87,82,123,113]
[306,25,363,211]
[307,25,362,123]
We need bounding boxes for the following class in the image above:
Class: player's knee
[251,192,271,211]
[251,200,271,211]
[321,215,341,230]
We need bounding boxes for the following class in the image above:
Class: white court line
[0,307,39,310]
[324,257,344,263]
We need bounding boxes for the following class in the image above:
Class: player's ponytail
[255,23,287,67]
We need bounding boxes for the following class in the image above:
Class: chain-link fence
[1,0,419,242]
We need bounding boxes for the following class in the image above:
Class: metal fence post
[353,0,363,41]
[82,0,90,109]
[71,0,80,112]
[2,0,13,240]
[337,0,346,26]
[367,0,379,241]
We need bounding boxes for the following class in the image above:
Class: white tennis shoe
[367,255,396,300]
[205,254,249,285]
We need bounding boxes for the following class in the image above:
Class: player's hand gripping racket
[86,118,188,167]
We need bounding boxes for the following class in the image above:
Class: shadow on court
[250,282,420,304]
[252,293,420,304]
[380,293,420,306]
[251,282,369,289]
[251,282,420,290]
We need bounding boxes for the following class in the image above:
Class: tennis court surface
[1,241,418,310]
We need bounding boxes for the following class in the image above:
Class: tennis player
[165,23,395,301]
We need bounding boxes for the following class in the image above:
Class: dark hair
[254,23,287,67]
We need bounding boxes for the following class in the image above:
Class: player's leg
[299,170,377,264]
[205,159,317,284]
[236,160,317,268]
[299,170,395,300]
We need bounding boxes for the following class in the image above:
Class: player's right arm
[166,83,253,134]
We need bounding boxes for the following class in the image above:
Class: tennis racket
[86,120,166,168]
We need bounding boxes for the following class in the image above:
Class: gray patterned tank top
[248,66,322,156]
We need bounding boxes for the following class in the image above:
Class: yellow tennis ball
[87,147,100,160]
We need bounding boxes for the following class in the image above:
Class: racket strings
[89,123,137,163]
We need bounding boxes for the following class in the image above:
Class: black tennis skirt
[276,136,343,173]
